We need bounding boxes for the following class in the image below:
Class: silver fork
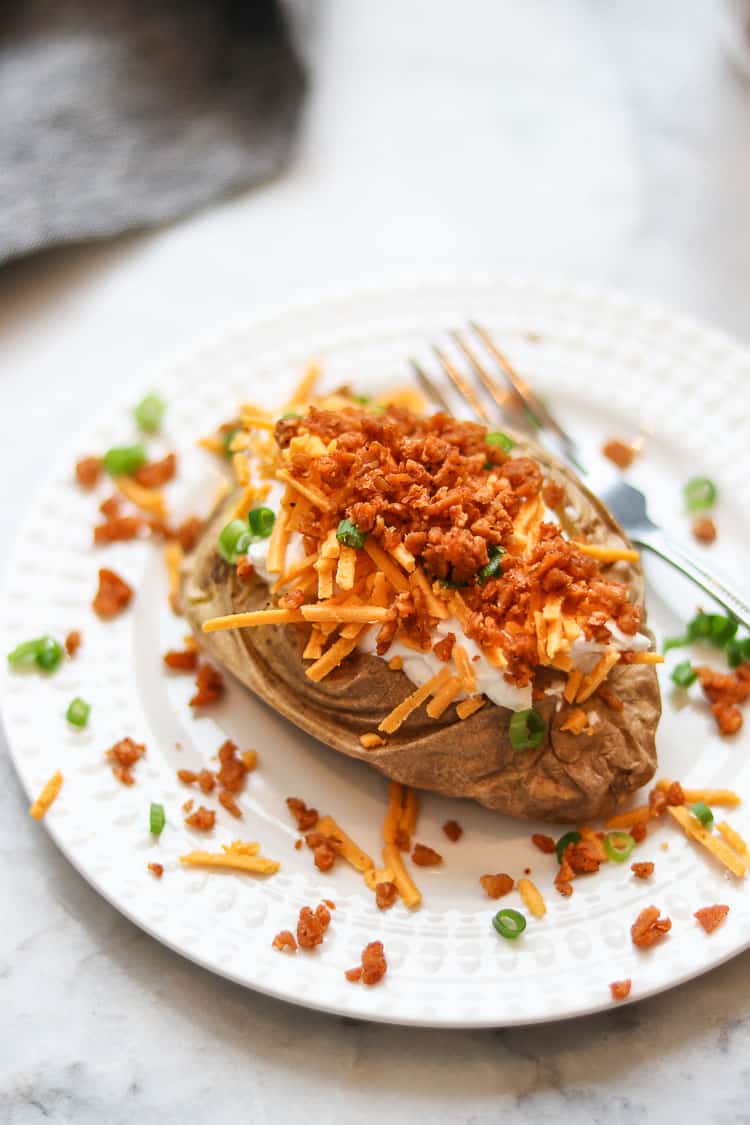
[412,322,750,630]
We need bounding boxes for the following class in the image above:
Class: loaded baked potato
[184,389,660,824]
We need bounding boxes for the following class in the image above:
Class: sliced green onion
[486,431,514,453]
[603,831,636,863]
[370,404,387,414]
[336,518,367,550]
[671,660,697,688]
[555,831,581,864]
[663,635,688,654]
[691,801,714,828]
[509,708,546,751]
[103,443,147,476]
[686,611,713,641]
[684,476,717,512]
[727,637,750,668]
[149,802,166,836]
[281,412,301,420]
[66,697,91,728]
[217,519,253,564]
[222,427,241,458]
[8,636,63,673]
[492,908,527,940]
[134,393,165,434]
[352,394,371,405]
[708,615,738,647]
[477,545,505,585]
[248,507,275,538]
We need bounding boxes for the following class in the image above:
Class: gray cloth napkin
[0,0,306,265]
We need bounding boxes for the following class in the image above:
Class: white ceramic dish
[2,278,749,1027]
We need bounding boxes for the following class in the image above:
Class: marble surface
[2,1,750,1121]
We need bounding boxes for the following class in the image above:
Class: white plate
[3,278,750,1028]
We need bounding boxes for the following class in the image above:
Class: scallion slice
[217,519,253,564]
[222,427,240,458]
[477,545,505,585]
[66,697,91,728]
[149,802,166,836]
[492,908,527,940]
[134,393,165,434]
[336,518,367,550]
[684,476,717,512]
[8,636,63,673]
[486,431,514,453]
[248,507,275,538]
[509,708,546,751]
[603,831,636,863]
[691,801,714,828]
[103,444,147,476]
[555,831,581,864]
[671,660,697,688]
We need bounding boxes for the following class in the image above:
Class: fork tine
[410,358,452,414]
[450,330,521,419]
[432,345,490,422]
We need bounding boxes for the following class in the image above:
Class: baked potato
[184,405,660,824]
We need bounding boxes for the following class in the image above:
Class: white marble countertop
[3,1,750,1121]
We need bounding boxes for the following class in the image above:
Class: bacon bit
[692,517,717,544]
[602,439,636,470]
[170,516,204,553]
[219,790,242,818]
[695,665,750,737]
[609,979,632,1001]
[630,821,648,844]
[375,881,399,910]
[442,819,463,842]
[216,740,248,792]
[182,799,194,813]
[297,903,332,949]
[665,781,684,806]
[189,663,224,707]
[305,832,337,872]
[554,855,575,897]
[286,797,319,831]
[531,833,556,854]
[235,556,255,581]
[542,480,566,509]
[185,806,216,831]
[433,632,456,662]
[712,702,743,736]
[631,861,654,880]
[411,843,442,867]
[597,685,624,712]
[133,452,176,489]
[566,838,603,875]
[694,904,729,934]
[105,737,145,785]
[177,769,198,785]
[631,906,672,948]
[480,873,514,899]
[346,941,387,986]
[64,630,82,658]
[163,648,199,671]
[75,456,103,489]
[294,838,303,850]
[93,515,144,544]
[92,568,133,619]
[273,930,298,953]
[148,863,164,879]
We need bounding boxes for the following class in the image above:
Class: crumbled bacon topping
[346,940,387,986]
[609,979,632,1001]
[479,873,514,899]
[163,648,199,671]
[75,456,103,489]
[631,861,654,880]
[297,903,332,949]
[64,630,82,658]
[692,517,717,544]
[272,930,297,953]
[216,740,248,792]
[286,797,319,831]
[597,685,624,712]
[442,819,463,842]
[631,906,671,948]
[189,663,224,707]
[235,556,255,581]
[133,452,176,488]
[304,831,337,872]
[630,821,648,844]
[694,904,729,933]
[147,862,164,879]
[92,568,133,619]
[105,737,145,785]
[411,843,442,867]
[185,806,216,831]
[375,881,398,910]
[531,833,556,854]
[433,633,456,662]
[170,516,204,553]
[695,664,750,736]
[602,439,636,470]
[219,790,242,818]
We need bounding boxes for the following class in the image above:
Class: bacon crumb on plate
[531,833,556,854]
[346,941,387,986]
[92,568,133,619]
[692,516,717,544]
[272,930,298,953]
[631,906,671,948]
[105,737,145,785]
[64,630,82,658]
[235,556,255,581]
[602,439,636,470]
[163,648,199,671]
[185,806,216,831]
[297,903,332,949]
[630,821,648,844]
[75,456,103,489]
[375,881,399,910]
[219,790,243,818]
[442,819,463,842]
[133,452,176,488]
[148,863,164,879]
[480,873,514,899]
[609,979,632,1001]
[170,516,204,553]
[694,905,729,934]
[631,861,654,880]
[286,797,319,831]
[94,515,143,544]
[189,663,225,707]
[411,843,442,867]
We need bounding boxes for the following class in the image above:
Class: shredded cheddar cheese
[378,666,453,734]
[573,542,640,564]
[29,771,63,820]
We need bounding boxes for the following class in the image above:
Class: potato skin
[183,436,660,825]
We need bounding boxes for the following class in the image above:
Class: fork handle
[633,529,750,631]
